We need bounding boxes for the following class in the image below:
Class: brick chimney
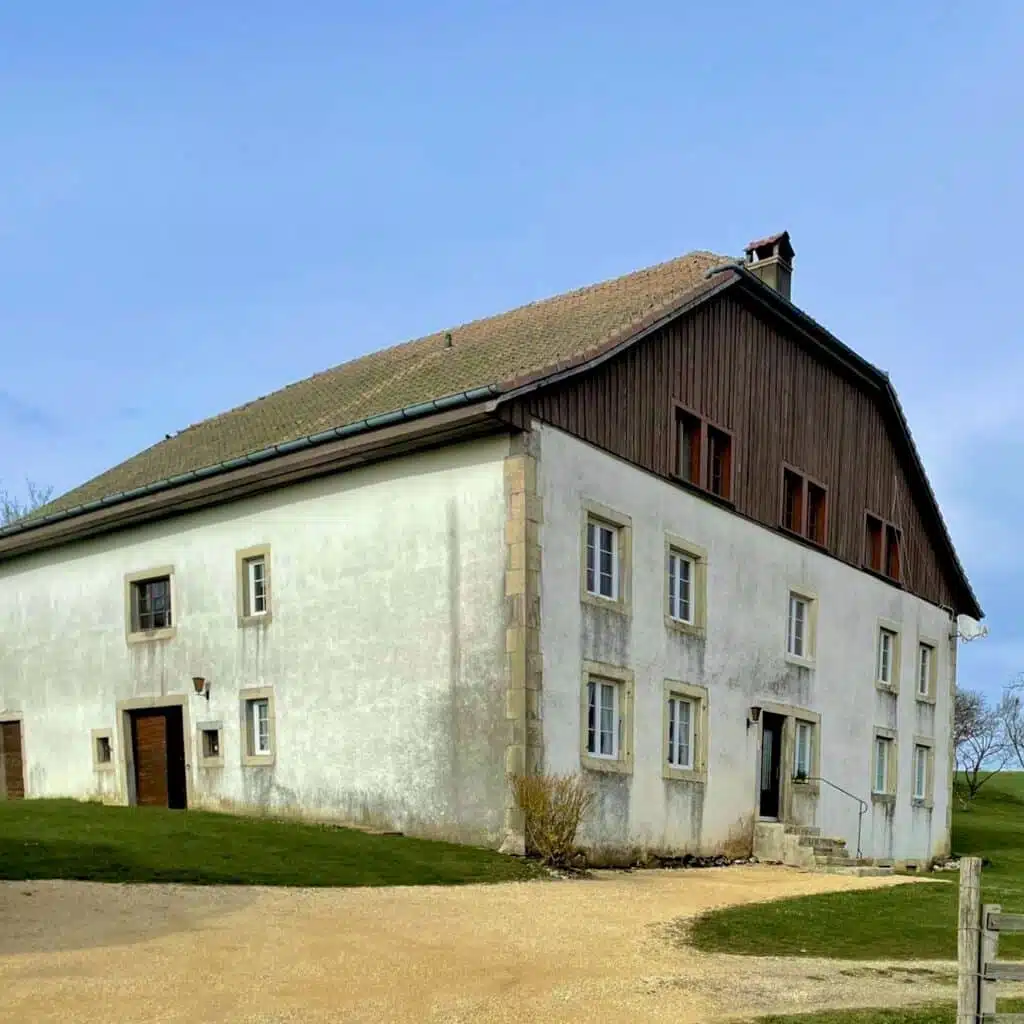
[744,231,794,301]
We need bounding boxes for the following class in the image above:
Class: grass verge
[753,998,1024,1023]
[0,798,543,887]
[690,773,1024,960]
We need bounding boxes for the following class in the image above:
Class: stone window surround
[579,660,634,776]
[124,565,177,644]
[663,533,708,637]
[91,727,114,772]
[239,686,276,767]
[915,634,939,704]
[579,498,632,615]
[912,734,935,808]
[872,726,899,802]
[757,700,822,802]
[784,583,818,668]
[876,618,902,693]
[236,544,273,627]
[196,719,225,768]
[662,679,709,784]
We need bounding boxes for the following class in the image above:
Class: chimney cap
[744,230,794,264]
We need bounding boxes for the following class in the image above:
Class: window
[91,729,113,770]
[130,576,172,632]
[874,735,894,795]
[913,744,929,801]
[865,513,902,582]
[668,550,694,624]
[787,594,807,657]
[581,502,631,611]
[877,627,898,687]
[794,720,813,780]
[673,405,733,500]
[95,735,111,764]
[662,681,708,782]
[202,728,221,759]
[586,520,619,600]
[580,662,633,774]
[241,688,275,765]
[586,679,620,759]
[780,467,828,546]
[677,409,702,484]
[237,545,272,625]
[917,643,934,699]
[667,696,694,770]
[707,427,733,500]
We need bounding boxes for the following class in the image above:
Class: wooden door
[132,711,170,807]
[1,721,25,799]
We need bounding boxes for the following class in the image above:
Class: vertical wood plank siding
[510,293,958,611]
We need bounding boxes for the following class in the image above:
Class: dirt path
[0,867,967,1023]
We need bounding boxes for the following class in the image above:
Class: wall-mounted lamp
[192,676,210,700]
[746,706,762,729]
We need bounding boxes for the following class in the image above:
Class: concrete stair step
[783,825,821,837]
[799,835,847,851]
[820,865,894,877]
[815,855,857,867]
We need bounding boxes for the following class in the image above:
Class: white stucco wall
[0,435,512,845]
[537,423,955,864]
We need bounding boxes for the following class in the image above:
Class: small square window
[794,720,814,780]
[95,735,111,764]
[202,728,221,759]
[130,575,172,632]
[877,628,898,687]
[585,519,619,601]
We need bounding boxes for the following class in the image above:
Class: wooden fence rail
[959,856,1024,1023]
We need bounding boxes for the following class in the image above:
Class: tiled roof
[41,249,731,515]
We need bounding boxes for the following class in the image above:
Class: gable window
[794,720,813,780]
[667,550,694,624]
[586,520,619,600]
[780,467,828,546]
[865,513,902,583]
[877,626,899,689]
[126,569,175,640]
[673,405,733,500]
[786,590,816,662]
[873,734,895,796]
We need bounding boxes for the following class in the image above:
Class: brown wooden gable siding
[508,291,959,612]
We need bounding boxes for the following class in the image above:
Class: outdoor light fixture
[192,676,209,700]
[747,706,762,728]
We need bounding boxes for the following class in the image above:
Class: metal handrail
[804,776,868,859]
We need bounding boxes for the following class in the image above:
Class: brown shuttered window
[865,513,902,583]
[707,427,732,500]
[782,469,804,533]
[807,482,827,545]
[780,466,828,547]
[866,515,884,571]
[674,404,733,502]
[676,409,701,485]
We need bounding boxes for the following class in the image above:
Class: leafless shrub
[512,772,594,867]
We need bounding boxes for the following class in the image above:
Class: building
[0,232,981,867]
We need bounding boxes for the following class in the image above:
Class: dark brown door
[131,708,187,809]
[1,721,25,799]
[759,712,784,819]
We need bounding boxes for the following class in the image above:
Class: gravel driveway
[0,867,953,1023]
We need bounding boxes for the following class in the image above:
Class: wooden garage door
[1,721,25,800]
[133,712,169,807]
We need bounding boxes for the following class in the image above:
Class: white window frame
[667,695,695,769]
[580,661,633,774]
[784,587,817,665]
[916,640,937,702]
[246,556,268,617]
[667,550,695,625]
[662,680,709,783]
[586,520,619,601]
[913,744,927,800]
[911,736,934,806]
[787,594,808,658]
[876,622,901,691]
[586,677,620,760]
[240,687,276,766]
[872,729,897,798]
[663,535,707,636]
[794,720,813,780]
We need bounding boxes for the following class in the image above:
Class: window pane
[587,680,597,754]
[679,558,692,622]
[918,646,930,695]
[875,739,887,792]
[599,683,615,756]
[586,523,596,594]
[678,699,692,768]
[598,527,616,598]
[668,554,678,618]
[914,747,926,798]
[668,698,676,763]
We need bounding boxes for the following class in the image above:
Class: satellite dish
[956,616,989,642]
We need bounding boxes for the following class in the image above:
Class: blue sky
[1,3,1020,697]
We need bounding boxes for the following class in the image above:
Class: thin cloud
[0,390,62,434]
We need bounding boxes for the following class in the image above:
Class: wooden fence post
[958,856,983,1024]
[980,903,1001,1018]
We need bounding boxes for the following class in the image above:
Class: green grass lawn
[753,999,1024,1024]
[0,798,543,887]
[691,773,1024,961]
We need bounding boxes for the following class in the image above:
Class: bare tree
[998,674,1024,770]
[955,687,1008,806]
[0,480,53,527]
